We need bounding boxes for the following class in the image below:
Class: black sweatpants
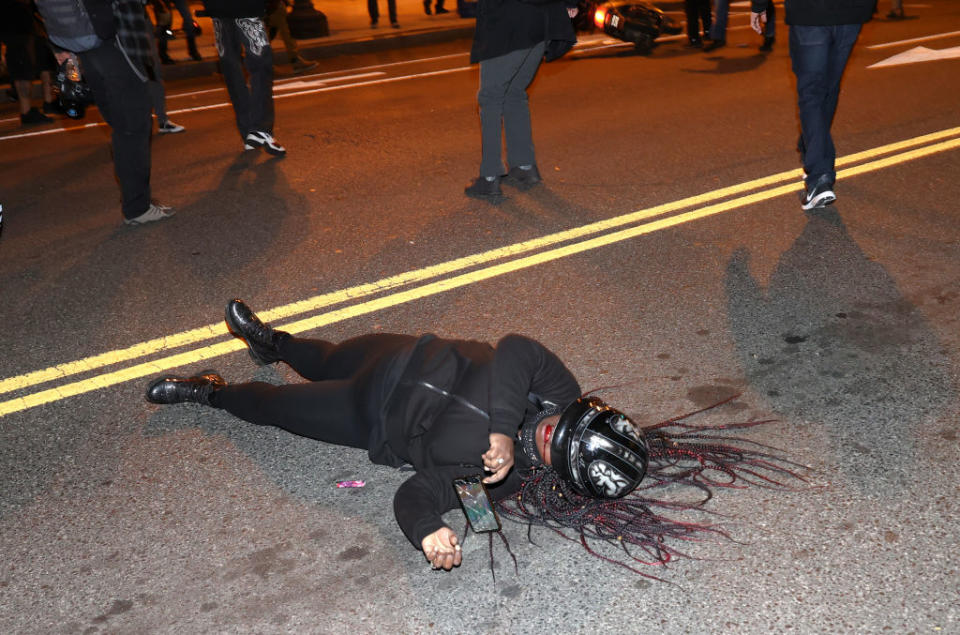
[213,333,415,449]
[79,41,153,219]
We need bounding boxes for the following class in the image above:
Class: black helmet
[550,396,649,499]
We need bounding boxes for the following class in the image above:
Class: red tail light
[594,7,607,29]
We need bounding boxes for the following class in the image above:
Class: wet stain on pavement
[500,584,522,598]
[224,543,297,581]
[337,545,369,561]
[200,601,218,612]
[940,428,957,441]
[91,599,133,624]
[686,384,740,409]
[783,334,807,344]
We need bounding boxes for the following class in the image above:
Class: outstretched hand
[482,432,514,484]
[750,11,767,34]
[421,527,462,570]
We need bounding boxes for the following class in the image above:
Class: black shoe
[21,108,53,126]
[703,39,726,52]
[434,6,449,13]
[42,100,65,115]
[502,165,542,190]
[760,36,774,52]
[391,21,400,28]
[225,299,289,365]
[800,174,836,210]
[465,176,503,200]
[160,54,176,65]
[423,0,431,13]
[146,373,226,405]
[188,38,203,61]
[685,38,702,48]
[886,9,905,19]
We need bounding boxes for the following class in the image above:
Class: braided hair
[495,395,809,580]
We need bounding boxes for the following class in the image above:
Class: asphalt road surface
[1,2,959,633]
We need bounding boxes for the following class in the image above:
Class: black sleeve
[393,466,467,549]
[488,334,581,438]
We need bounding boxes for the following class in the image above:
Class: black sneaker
[21,108,53,126]
[502,165,542,190]
[759,36,774,52]
[465,176,503,200]
[800,175,836,210]
[703,39,726,52]
[244,130,287,156]
[42,101,65,115]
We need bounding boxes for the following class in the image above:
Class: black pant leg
[79,42,153,219]
[213,18,250,138]
[279,333,416,381]
[235,17,275,135]
[215,378,373,448]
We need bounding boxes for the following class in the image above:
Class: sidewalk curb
[160,24,476,82]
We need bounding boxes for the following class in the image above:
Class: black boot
[187,35,202,61]
[225,299,289,365]
[146,373,226,405]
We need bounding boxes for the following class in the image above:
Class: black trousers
[684,0,712,41]
[212,17,275,138]
[79,41,153,219]
[214,333,415,449]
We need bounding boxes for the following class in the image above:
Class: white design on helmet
[610,414,641,442]
[588,460,630,497]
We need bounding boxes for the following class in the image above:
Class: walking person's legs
[502,41,545,173]
[80,43,166,223]
[213,18,252,140]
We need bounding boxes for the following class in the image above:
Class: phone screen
[452,475,501,533]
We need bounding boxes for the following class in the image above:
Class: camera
[55,57,95,120]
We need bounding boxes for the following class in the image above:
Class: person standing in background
[751,0,873,209]
[202,0,286,156]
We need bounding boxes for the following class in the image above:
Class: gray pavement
[2,1,960,633]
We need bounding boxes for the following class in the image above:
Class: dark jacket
[34,0,117,45]
[751,0,873,26]
[382,334,581,547]
[201,0,266,19]
[470,0,578,64]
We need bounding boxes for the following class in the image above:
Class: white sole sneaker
[124,203,175,226]
[244,130,286,157]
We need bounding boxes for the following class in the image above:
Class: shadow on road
[724,207,955,493]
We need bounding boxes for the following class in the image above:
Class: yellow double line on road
[2,126,960,418]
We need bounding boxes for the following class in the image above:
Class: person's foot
[124,202,175,226]
[370,19,378,28]
[292,58,318,73]
[502,164,542,190]
[759,36,774,52]
[465,176,504,200]
[158,120,185,134]
[160,55,176,65]
[685,38,702,48]
[391,21,400,28]
[435,6,450,13]
[703,39,726,52]
[21,108,53,126]
[886,9,905,19]
[42,100,65,115]
[225,299,290,366]
[423,0,431,14]
[244,130,287,156]
[146,373,226,406]
[800,174,836,210]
